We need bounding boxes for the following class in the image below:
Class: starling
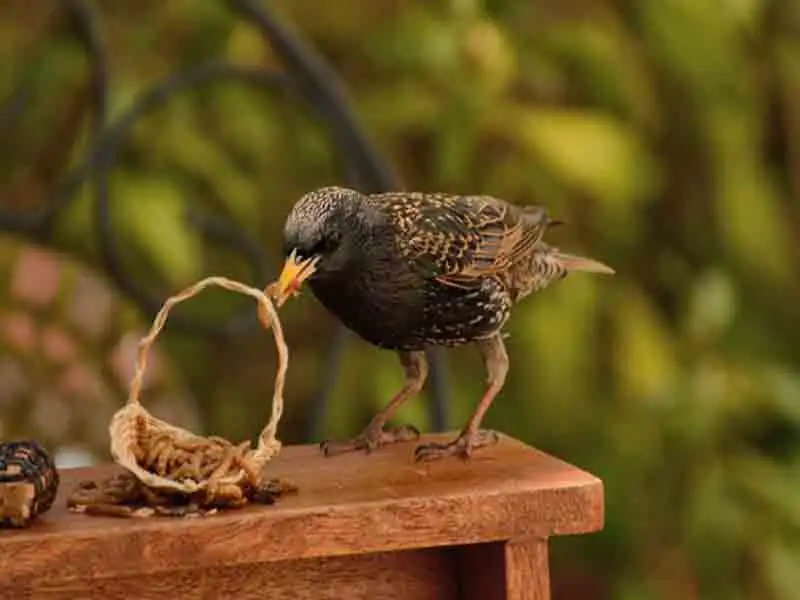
[273,186,614,461]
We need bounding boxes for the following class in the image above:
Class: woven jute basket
[107,276,288,501]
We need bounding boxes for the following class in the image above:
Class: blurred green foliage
[2,1,800,599]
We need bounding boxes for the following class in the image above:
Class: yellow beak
[271,249,320,306]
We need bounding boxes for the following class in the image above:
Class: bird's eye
[310,233,340,256]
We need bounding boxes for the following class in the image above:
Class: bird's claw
[320,424,421,457]
[414,429,499,462]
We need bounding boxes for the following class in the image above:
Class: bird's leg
[414,333,507,462]
[321,351,427,457]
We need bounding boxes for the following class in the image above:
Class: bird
[271,186,614,461]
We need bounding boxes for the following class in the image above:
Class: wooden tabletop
[0,433,603,583]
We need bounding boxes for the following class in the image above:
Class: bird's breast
[309,266,512,350]
[308,264,425,350]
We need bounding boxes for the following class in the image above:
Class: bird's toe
[471,429,500,448]
[413,429,500,462]
[319,435,375,457]
[320,423,419,458]
[413,440,452,462]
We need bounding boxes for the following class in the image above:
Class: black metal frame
[0,0,447,438]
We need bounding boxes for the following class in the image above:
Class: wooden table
[0,433,603,599]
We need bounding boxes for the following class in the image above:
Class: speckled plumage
[280,186,613,461]
[283,186,605,351]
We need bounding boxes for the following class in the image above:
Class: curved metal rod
[89,62,289,336]
[0,1,449,432]
[0,5,274,340]
[226,0,397,193]
[38,0,111,236]
[0,0,108,236]
[228,0,448,432]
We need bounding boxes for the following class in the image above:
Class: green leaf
[685,268,738,343]
[514,107,655,208]
[613,285,680,403]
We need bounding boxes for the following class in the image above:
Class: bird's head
[273,186,364,305]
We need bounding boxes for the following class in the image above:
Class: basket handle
[126,277,288,458]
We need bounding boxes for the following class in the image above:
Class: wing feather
[372,193,553,288]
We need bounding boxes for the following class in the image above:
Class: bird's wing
[376,193,553,288]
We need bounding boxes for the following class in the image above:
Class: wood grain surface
[18,548,459,600]
[505,538,551,600]
[0,433,603,589]
[455,538,550,600]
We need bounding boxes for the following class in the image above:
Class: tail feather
[553,252,615,275]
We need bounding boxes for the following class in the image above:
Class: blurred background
[2,0,799,598]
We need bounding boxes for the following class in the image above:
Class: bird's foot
[320,424,420,457]
[414,429,499,462]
